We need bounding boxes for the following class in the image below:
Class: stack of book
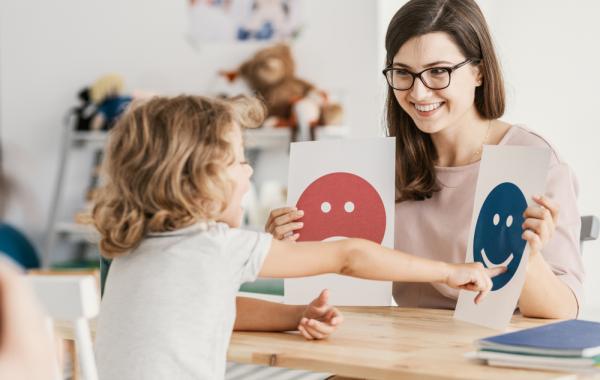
[468,319,600,373]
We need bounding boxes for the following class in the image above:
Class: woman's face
[391,32,481,135]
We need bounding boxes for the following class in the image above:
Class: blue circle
[473,182,527,291]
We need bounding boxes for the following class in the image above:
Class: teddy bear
[235,43,343,141]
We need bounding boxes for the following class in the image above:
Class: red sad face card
[285,138,395,306]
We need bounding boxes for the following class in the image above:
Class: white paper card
[454,145,551,330]
[284,137,395,306]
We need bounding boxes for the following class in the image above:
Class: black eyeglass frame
[382,58,479,91]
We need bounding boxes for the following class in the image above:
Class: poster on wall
[454,145,550,330]
[284,138,395,306]
[188,0,303,45]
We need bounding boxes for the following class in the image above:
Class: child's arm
[234,289,342,340]
[260,238,505,303]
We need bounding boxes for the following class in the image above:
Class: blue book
[478,319,600,358]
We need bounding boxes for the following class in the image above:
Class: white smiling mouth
[481,248,513,268]
[414,102,443,112]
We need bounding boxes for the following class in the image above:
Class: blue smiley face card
[454,145,550,330]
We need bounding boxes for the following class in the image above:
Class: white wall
[0,0,380,257]
[378,0,600,313]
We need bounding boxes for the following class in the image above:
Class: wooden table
[55,307,584,380]
[228,307,580,380]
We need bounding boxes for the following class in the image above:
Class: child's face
[219,124,253,227]
[392,32,482,136]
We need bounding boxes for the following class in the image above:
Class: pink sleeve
[542,161,585,315]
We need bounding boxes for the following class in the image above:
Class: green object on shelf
[239,278,284,296]
[51,259,100,270]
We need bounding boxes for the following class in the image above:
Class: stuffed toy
[236,43,343,141]
[89,74,133,130]
[72,74,133,131]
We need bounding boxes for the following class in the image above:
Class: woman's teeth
[414,102,443,112]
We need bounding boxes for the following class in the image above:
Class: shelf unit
[244,125,349,150]
[44,120,108,268]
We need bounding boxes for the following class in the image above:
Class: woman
[267,0,583,319]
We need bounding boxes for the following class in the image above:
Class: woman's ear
[474,63,483,87]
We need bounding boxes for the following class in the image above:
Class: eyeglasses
[382,58,477,91]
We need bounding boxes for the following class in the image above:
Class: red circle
[295,172,386,243]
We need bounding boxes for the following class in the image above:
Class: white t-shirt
[95,222,272,380]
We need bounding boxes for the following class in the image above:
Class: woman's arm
[518,252,578,319]
[260,238,504,303]
[518,195,579,318]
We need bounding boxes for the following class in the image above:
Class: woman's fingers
[265,207,297,231]
[273,222,304,239]
[274,210,304,227]
[283,233,300,242]
[532,195,559,224]
[522,229,542,251]
[265,208,305,239]
[522,218,549,242]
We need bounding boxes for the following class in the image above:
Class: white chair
[28,275,100,380]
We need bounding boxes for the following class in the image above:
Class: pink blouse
[393,125,584,312]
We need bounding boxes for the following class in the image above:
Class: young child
[92,95,503,380]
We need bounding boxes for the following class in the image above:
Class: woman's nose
[410,76,433,100]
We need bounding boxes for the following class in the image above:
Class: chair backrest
[28,275,100,380]
[581,215,599,254]
[0,223,40,268]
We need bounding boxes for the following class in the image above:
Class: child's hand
[298,289,343,340]
[265,207,304,241]
[445,263,506,304]
[522,195,559,256]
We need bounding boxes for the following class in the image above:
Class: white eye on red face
[320,201,356,214]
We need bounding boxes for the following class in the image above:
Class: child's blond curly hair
[92,95,265,258]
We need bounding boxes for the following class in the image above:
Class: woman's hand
[297,289,343,340]
[522,195,559,255]
[445,262,506,304]
[265,207,304,241]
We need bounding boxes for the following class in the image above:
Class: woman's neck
[431,113,491,167]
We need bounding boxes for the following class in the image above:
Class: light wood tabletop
[228,307,580,380]
[55,306,584,380]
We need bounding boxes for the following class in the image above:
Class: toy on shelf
[219,44,343,142]
[72,74,133,132]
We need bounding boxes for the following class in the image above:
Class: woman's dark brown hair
[385,0,505,202]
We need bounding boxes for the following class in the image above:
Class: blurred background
[0,0,598,315]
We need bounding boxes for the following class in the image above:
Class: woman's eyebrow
[392,60,455,69]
